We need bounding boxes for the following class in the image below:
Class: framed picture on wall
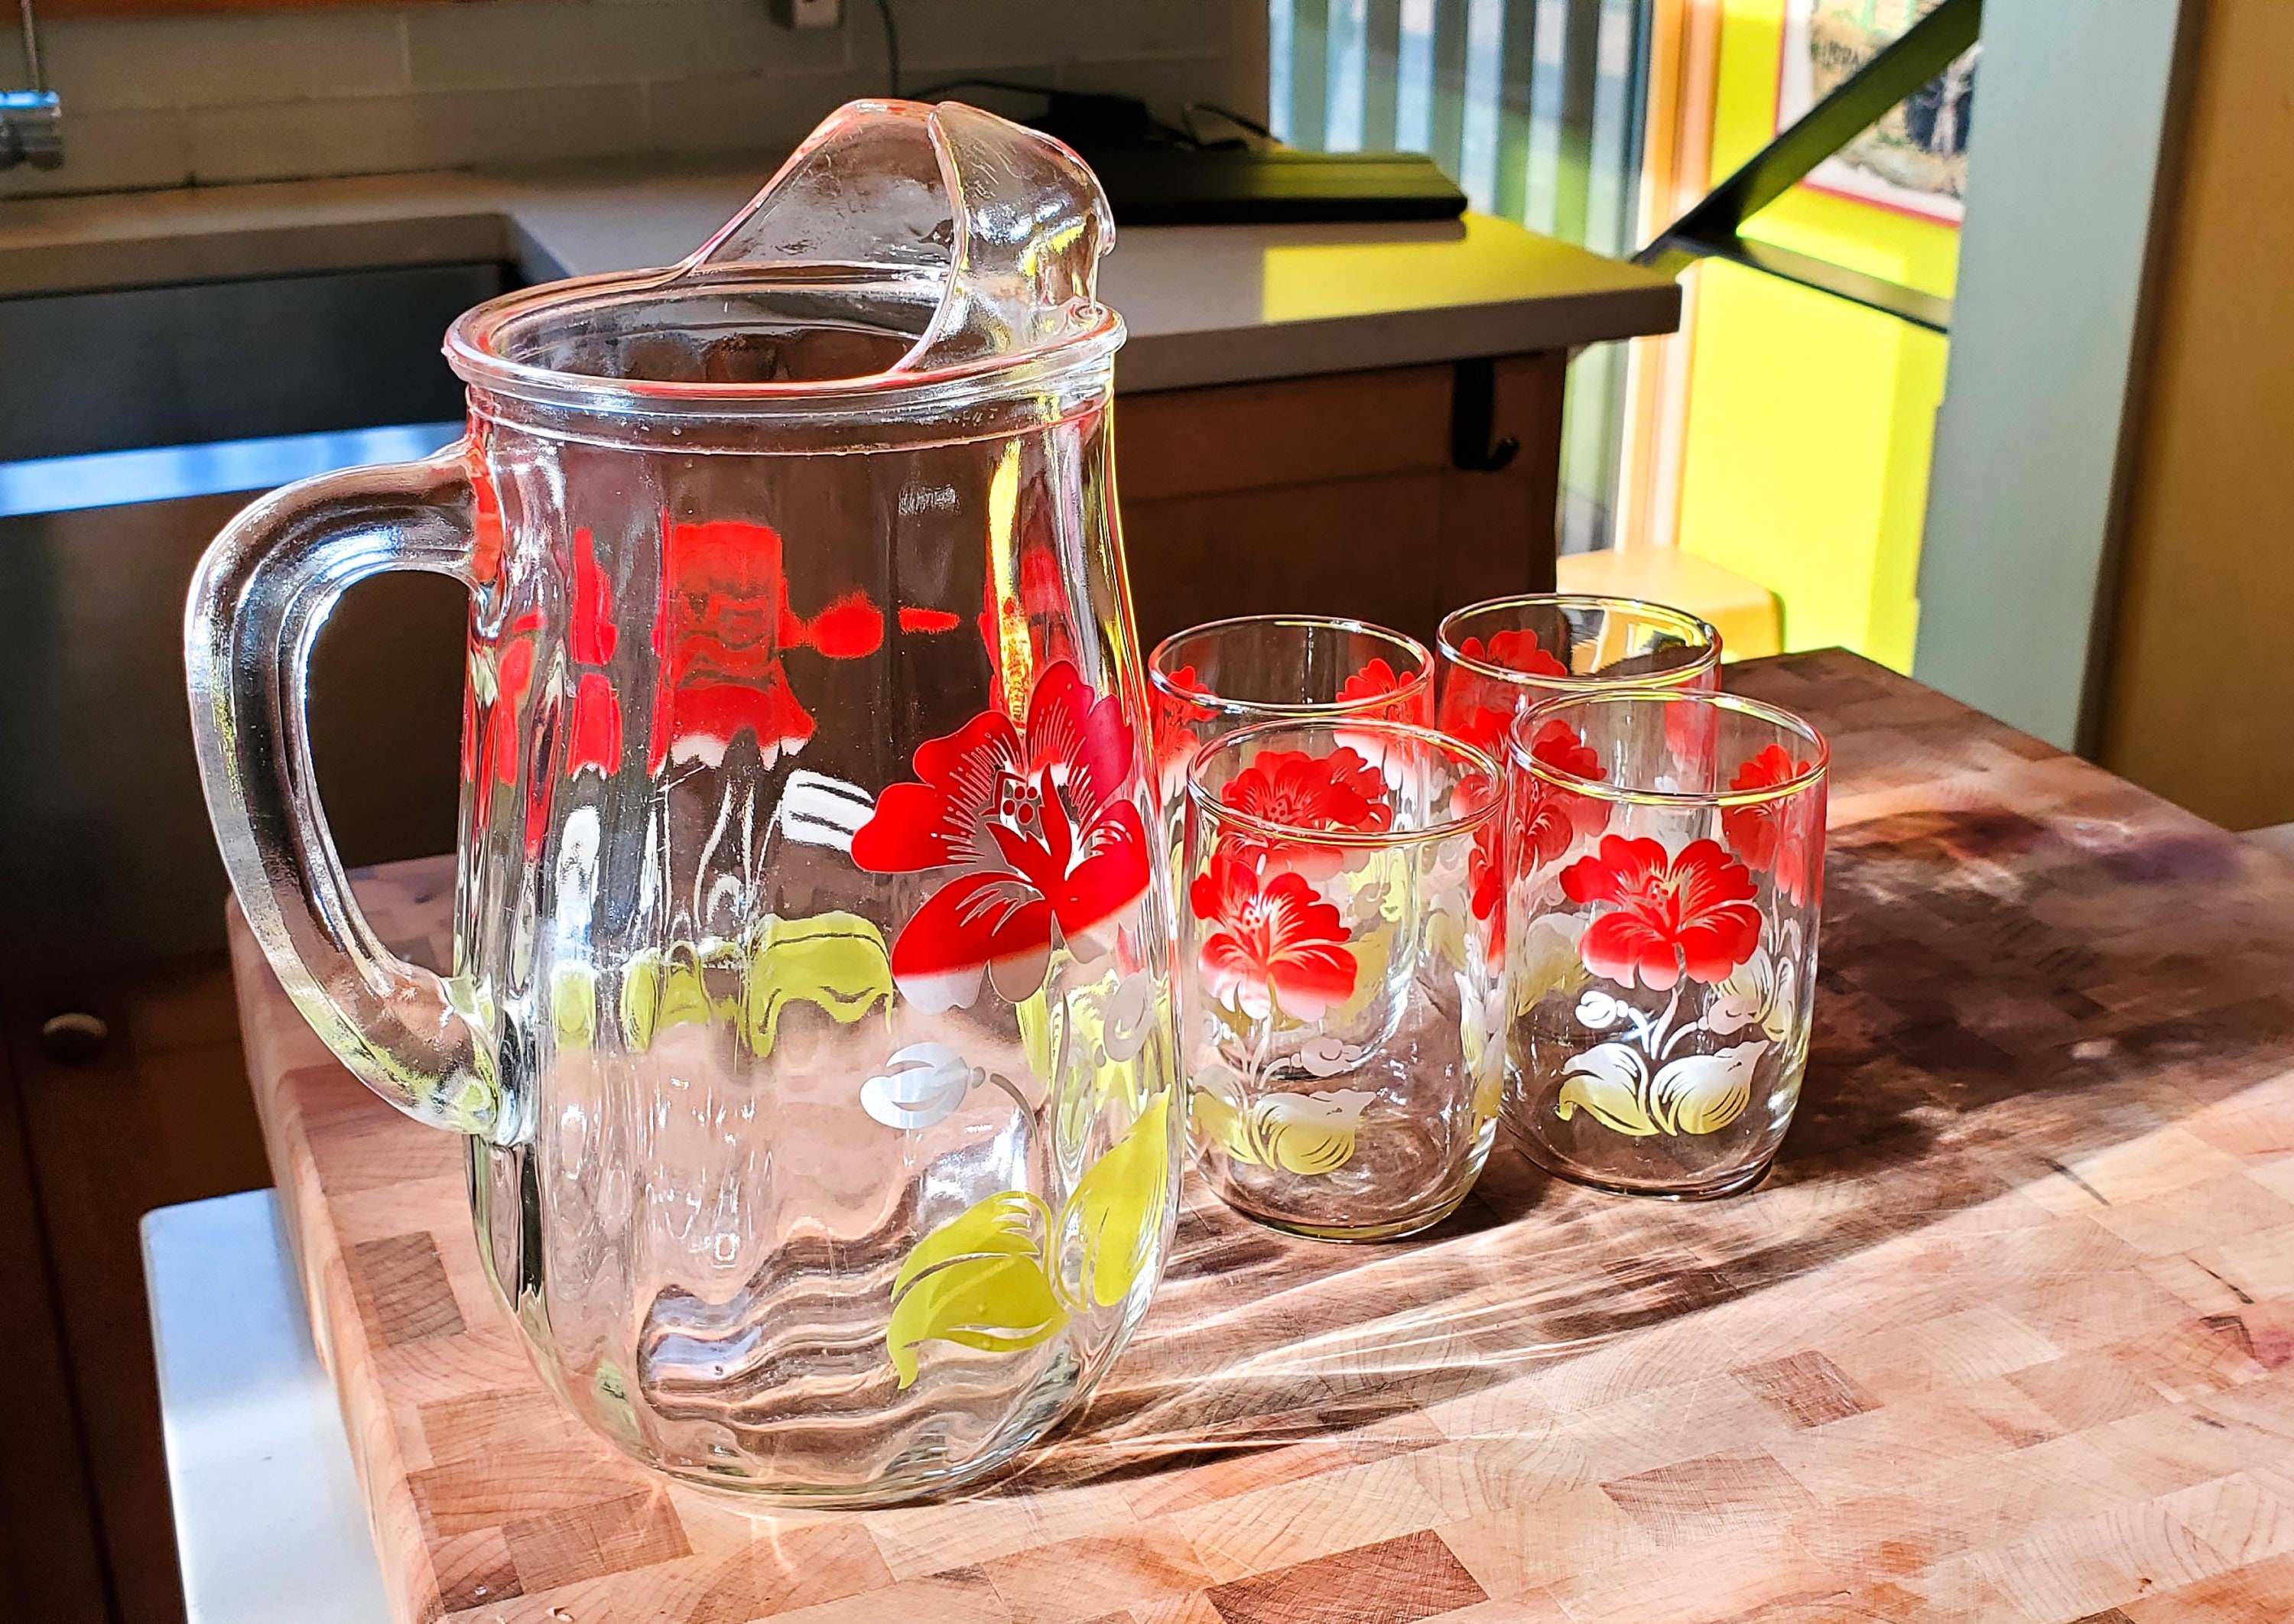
[1778,0,1977,223]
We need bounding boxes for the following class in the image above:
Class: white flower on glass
[1575,989,1626,1031]
[859,1042,985,1130]
[1100,970,1158,1062]
[1298,1033,1370,1077]
[1707,922,1802,1047]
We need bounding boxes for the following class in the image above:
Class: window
[1270,0,1653,551]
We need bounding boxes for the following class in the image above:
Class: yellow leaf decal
[1061,1094,1171,1308]
[1327,924,1394,1025]
[884,1097,1177,1385]
[1513,914,1591,1015]
[1253,1089,1375,1174]
[619,942,716,1050]
[1016,984,1063,1083]
[551,963,596,1051]
[892,1188,1049,1298]
[1554,1044,1660,1136]
[742,912,893,1056]
[887,1251,1069,1389]
[1647,1041,1766,1136]
[887,1189,1066,1388]
[1189,1077,1259,1164]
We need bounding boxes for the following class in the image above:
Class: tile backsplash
[4,0,1256,198]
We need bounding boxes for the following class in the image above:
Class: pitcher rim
[444,269,1125,419]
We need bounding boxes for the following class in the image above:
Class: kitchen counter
[213,648,2294,1624]
[0,161,1679,392]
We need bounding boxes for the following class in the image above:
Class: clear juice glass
[1179,719,1505,1240]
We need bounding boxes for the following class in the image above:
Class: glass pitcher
[184,100,1181,1505]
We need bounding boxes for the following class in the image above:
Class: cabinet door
[5,955,275,1624]
[0,1022,112,1622]
[1114,353,1565,648]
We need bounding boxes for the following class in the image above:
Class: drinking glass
[1435,594,1721,760]
[1180,719,1505,1240]
[1148,615,1435,813]
[1504,689,1826,1198]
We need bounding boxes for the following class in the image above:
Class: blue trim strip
[0,422,466,519]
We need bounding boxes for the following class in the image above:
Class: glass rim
[447,274,1124,422]
[1147,613,1435,721]
[1436,593,1723,690]
[1185,717,1501,849]
[1513,687,1830,808]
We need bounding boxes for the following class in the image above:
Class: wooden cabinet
[1115,352,1567,649]
[2,956,275,1624]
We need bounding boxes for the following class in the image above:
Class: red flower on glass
[1513,717,1610,871]
[1722,743,1818,906]
[1190,850,1359,1021]
[1561,835,1761,990]
[1153,663,1217,791]
[648,518,883,773]
[1217,746,1392,879]
[852,660,1149,1013]
[1458,626,1568,679]
[1441,695,1516,762]
[1453,771,1505,927]
[565,530,622,777]
[1336,657,1419,708]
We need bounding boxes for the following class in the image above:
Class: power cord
[873,0,900,98]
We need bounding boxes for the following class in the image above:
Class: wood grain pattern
[231,649,2294,1623]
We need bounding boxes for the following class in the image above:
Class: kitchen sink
[0,260,512,974]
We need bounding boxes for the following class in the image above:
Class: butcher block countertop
[228,649,2294,1624]
[0,162,1678,394]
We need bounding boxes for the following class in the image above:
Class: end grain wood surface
[230,651,2294,1624]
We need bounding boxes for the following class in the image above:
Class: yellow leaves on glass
[887,1093,1171,1388]
[612,913,892,1054]
[1191,1077,1376,1175]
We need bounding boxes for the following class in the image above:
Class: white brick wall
[3,0,1259,198]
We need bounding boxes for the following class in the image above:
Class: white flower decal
[1100,970,1158,1063]
[1298,1033,1370,1077]
[1709,924,1802,1047]
[860,1043,985,1130]
[1575,989,1626,1031]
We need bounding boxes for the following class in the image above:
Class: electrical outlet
[768,0,841,27]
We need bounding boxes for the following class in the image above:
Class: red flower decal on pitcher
[1513,718,1610,872]
[648,517,884,773]
[1560,835,1760,990]
[852,661,1150,1013]
[1191,851,1359,1021]
[1723,743,1818,905]
[565,531,623,776]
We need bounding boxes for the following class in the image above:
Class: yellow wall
[1672,0,1961,671]
[2098,0,2294,830]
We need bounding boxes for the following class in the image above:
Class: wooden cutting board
[230,650,2294,1624]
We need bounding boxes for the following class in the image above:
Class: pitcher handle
[185,447,501,1138]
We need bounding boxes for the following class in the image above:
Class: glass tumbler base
[1519,1142,1779,1202]
[1211,1187,1474,1242]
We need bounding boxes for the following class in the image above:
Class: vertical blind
[1269,0,1655,552]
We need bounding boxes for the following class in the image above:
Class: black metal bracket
[1635,0,1980,333]
[1451,358,1519,473]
